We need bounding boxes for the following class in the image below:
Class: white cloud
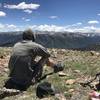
[1,23,100,33]
[27,24,100,33]
[88,20,99,24]
[97,13,100,16]
[84,26,95,30]
[71,22,82,26]
[25,19,31,22]
[49,16,58,19]
[22,17,25,20]
[0,23,20,32]
[6,24,17,28]
[22,17,31,21]
[4,2,40,10]
[23,9,32,14]
[65,26,100,33]
[31,25,67,32]
[76,22,82,25]
[0,11,6,17]
[0,23,4,29]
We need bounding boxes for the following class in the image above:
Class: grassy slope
[0,48,100,100]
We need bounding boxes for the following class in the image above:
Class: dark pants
[32,57,49,81]
[32,63,43,81]
[4,58,49,91]
[4,63,41,91]
[4,78,31,91]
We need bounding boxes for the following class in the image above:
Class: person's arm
[36,46,55,67]
[33,44,64,72]
[37,45,50,58]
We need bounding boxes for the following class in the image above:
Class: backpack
[36,82,56,98]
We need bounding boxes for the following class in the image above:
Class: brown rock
[0,55,4,59]
[66,79,76,85]
[68,89,75,93]
[58,72,67,77]
[74,70,80,73]
[90,51,100,56]
[55,93,66,100]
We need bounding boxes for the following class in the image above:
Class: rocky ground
[0,47,100,100]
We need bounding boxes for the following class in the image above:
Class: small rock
[58,72,67,77]
[96,52,100,56]
[4,68,9,73]
[0,87,20,93]
[74,70,80,73]
[66,79,76,85]
[4,63,8,68]
[55,93,66,100]
[90,51,100,56]
[68,89,74,93]
[61,49,66,52]
[40,98,50,100]
[0,55,4,59]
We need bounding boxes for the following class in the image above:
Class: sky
[0,0,100,32]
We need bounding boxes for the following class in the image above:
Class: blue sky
[0,0,100,32]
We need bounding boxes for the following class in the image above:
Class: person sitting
[4,29,63,91]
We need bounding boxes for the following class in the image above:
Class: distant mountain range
[0,31,100,50]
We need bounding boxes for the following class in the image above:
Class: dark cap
[23,29,35,41]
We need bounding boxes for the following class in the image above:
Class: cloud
[76,22,82,25]
[71,22,82,26]
[84,26,95,30]
[49,16,58,19]
[97,13,100,16]
[88,20,99,24]
[4,2,40,10]
[0,11,6,17]
[0,23,20,32]
[27,24,100,33]
[25,19,31,22]
[0,23,5,29]
[30,25,67,32]
[6,24,17,28]
[22,17,31,21]
[23,9,32,14]
[1,23,100,33]
[22,17,25,20]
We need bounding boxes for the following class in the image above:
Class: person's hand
[46,58,55,67]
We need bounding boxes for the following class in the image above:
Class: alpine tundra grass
[0,47,100,100]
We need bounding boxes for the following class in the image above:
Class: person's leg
[4,78,29,91]
[4,78,14,89]
[32,57,49,82]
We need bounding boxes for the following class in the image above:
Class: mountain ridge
[0,31,100,50]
